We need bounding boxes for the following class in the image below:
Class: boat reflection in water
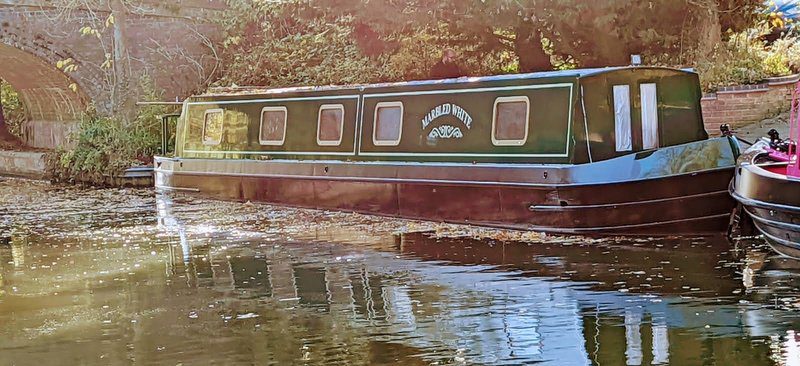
[150,194,800,365]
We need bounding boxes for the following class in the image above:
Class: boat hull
[155,158,736,236]
[732,154,800,257]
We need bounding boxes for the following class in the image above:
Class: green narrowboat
[155,66,740,235]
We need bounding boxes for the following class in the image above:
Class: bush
[1,80,26,139]
[47,101,177,186]
[696,30,799,92]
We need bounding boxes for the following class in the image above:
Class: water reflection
[1,179,800,364]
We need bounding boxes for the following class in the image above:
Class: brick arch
[0,41,88,148]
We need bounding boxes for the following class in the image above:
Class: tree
[217,0,765,87]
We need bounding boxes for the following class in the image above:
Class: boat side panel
[181,96,361,160]
[176,77,581,164]
[358,83,574,158]
[156,160,735,235]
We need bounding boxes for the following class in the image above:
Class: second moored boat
[731,81,800,257]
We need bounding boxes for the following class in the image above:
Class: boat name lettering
[421,103,473,131]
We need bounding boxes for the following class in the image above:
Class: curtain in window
[613,85,632,152]
[640,83,659,149]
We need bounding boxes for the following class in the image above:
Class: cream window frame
[316,104,345,147]
[491,96,530,146]
[373,101,404,147]
[202,108,224,146]
[259,106,288,146]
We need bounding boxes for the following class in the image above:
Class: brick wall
[702,75,797,135]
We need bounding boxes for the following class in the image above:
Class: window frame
[202,108,224,146]
[316,104,346,147]
[491,96,530,146]
[372,101,404,147]
[258,106,288,146]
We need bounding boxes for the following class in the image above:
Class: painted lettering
[419,103,474,134]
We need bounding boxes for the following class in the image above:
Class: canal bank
[0,150,46,179]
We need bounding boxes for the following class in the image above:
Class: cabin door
[611,83,660,154]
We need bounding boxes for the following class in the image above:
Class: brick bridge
[0,0,223,149]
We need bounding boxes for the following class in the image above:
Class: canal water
[1,178,800,365]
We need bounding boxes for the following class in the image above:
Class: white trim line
[259,106,288,146]
[186,95,360,106]
[202,108,224,146]
[316,104,345,146]
[185,150,356,156]
[183,150,564,158]
[580,85,593,163]
[491,96,530,146]
[354,95,364,154]
[373,101,403,146]
[362,83,572,98]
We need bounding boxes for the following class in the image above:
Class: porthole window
[373,102,403,146]
[202,109,224,145]
[317,104,344,146]
[492,96,530,146]
[259,106,287,146]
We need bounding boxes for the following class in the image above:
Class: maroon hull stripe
[157,167,735,236]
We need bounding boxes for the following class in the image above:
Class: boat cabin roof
[202,66,696,98]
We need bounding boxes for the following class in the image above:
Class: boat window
[373,102,403,146]
[492,96,530,146]
[202,109,224,145]
[259,106,287,145]
[640,83,659,149]
[317,104,345,146]
[613,85,632,152]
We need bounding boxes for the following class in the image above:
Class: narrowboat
[155,66,741,235]
[731,81,800,257]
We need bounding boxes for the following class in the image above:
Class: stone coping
[702,74,799,100]
[0,150,47,180]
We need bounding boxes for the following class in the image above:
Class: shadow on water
[1,179,800,365]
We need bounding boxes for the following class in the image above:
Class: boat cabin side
[173,67,708,165]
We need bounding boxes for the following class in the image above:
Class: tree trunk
[110,0,134,123]
[697,0,722,58]
[514,23,552,72]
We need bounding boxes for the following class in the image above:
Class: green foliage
[217,0,765,89]
[1,80,26,139]
[696,30,799,92]
[216,1,513,87]
[47,77,178,186]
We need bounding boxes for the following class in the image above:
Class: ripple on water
[1,178,800,365]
